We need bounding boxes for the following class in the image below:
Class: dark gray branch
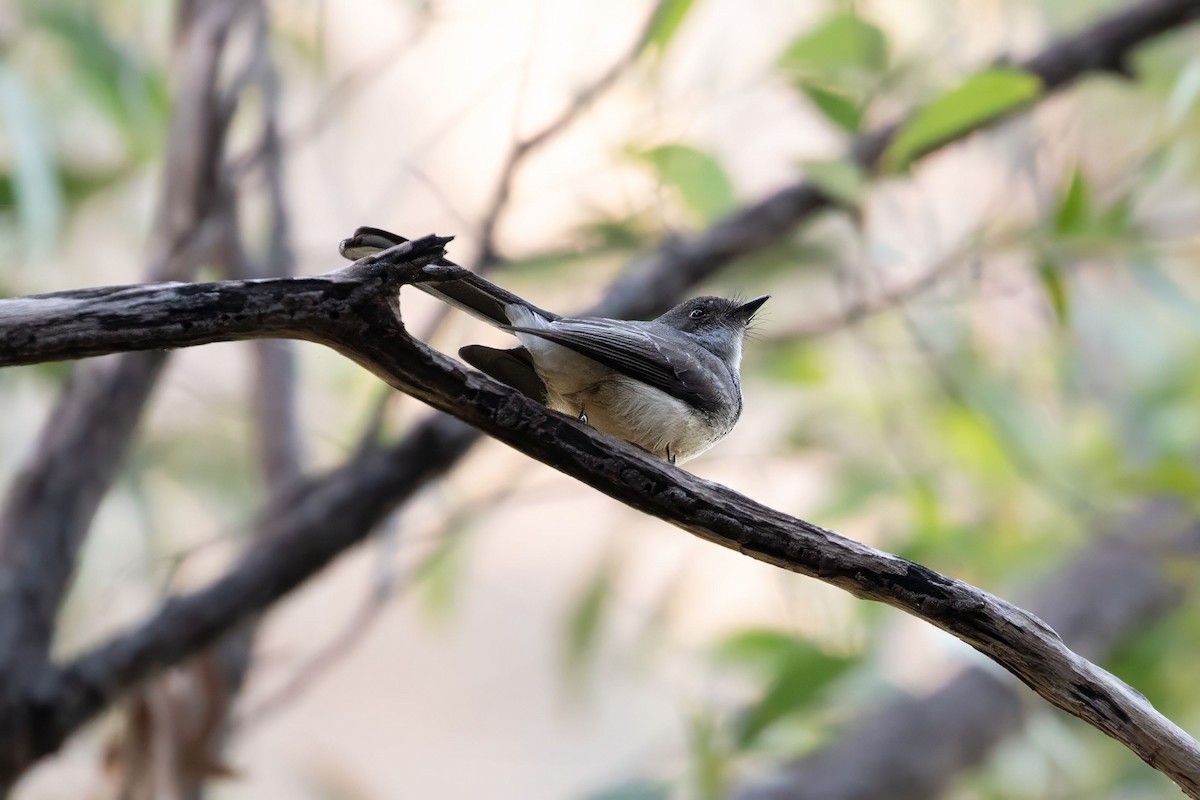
[734,502,1196,800]
[2,247,1199,796]
[238,19,304,495]
[0,239,452,368]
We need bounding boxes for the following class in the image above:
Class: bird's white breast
[504,304,729,464]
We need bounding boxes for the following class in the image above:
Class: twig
[234,468,529,728]
[236,526,401,726]
[763,232,1022,342]
[473,6,654,268]
[237,10,305,495]
[410,3,653,346]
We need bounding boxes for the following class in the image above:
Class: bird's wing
[506,319,721,412]
[459,344,548,404]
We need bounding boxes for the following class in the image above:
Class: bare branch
[474,6,654,267]
[120,8,307,797]
[411,5,652,346]
[229,11,304,494]
[0,238,453,367]
[235,555,397,726]
[734,502,1196,800]
[2,245,1200,794]
[763,232,1020,342]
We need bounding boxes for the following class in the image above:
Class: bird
[340,227,767,464]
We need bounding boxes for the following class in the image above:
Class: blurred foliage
[590,2,1200,796]
[777,10,888,138]
[711,629,858,749]
[633,144,737,224]
[562,552,621,687]
[778,12,888,80]
[801,157,867,208]
[639,0,698,58]
[885,69,1043,170]
[0,1,170,262]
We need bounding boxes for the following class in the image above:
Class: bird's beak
[732,295,769,323]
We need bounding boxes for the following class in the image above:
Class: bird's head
[657,295,769,368]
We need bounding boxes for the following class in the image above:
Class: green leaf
[36,8,169,156]
[939,407,1014,480]
[0,63,63,260]
[778,13,887,76]
[0,164,138,220]
[639,0,697,56]
[1167,59,1200,127]
[563,557,617,679]
[801,83,863,132]
[908,475,943,534]
[1054,168,1091,235]
[417,526,471,620]
[715,630,856,747]
[636,144,736,223]
[803,158,866,207]
[764,342,828,386]
[714,629,811,672]
[1117,456,1200,499]
[688,711,728,800]
[735,657,851,747]
[584,217,652,250]
[884,69,1042,170]
[1037,257,1070,326]
[1095,193,1133,238]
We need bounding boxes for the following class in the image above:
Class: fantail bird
[340,227,767,464]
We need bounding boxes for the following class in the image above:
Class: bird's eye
[689,308,706,319]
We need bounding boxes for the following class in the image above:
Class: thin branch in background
[368,6,655,439]
[241,9,305,496]
[473,5,655,269]
[0,0,247,687]
[235,473,529,728]
[234,514,404,727]
[278,5,444,159]
[764,231,1025,343]
[101,3,301,797]
[230,3,446,177]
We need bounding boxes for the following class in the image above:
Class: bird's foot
[665,445,676,465]
[578,409,589,425]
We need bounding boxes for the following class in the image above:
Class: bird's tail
[339,226,559,328]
